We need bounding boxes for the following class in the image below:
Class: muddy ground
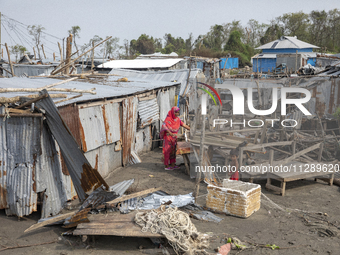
[1,149,340,255]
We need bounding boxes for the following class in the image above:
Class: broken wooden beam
[51,36,112,75]
[274,142,321,166]
[0,94,67,104]
[0,87,96,95]
[24,211,76,233]
[39,77,79,89]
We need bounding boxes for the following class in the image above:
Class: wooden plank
[106,187,162,205]
[196,128,262,135]
[24,211,76,233]
[318,143,324,162]
[267,167,335,182]
[265,183,282,193]
[87,212,137,223]
[73,223,163,237]
[274,143,321,166]
[246,141,293,150]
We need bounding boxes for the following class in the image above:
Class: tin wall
[122,97,138,166]
[137,98,159,129]
[0,116,72,218]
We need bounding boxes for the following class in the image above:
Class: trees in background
[10,44,27,62]
[68,26,81,55]
[28,25,45,59]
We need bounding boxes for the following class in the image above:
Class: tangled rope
[135,206,209,255]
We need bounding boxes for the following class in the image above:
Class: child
[228,149,239,180]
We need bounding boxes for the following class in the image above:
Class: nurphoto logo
[199,84,312,128]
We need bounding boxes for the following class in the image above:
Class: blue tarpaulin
[252,58,276,72]
[219,58,239,69]
[307,58,316,66]
[196,61,204,69]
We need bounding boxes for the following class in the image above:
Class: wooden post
[260,120,268,144]
[292,141,296,155]
[295,50,298,73]
[5,43,15,77]
[239,147,244,169]
[51,36,112,76]
[33,46,36,60]
[41,44,46,59]
[194,105,206,202]
[318,143,324,162]
[269,149,274,166]
[91,41,95,71]
[53,52,55,61]
[58,42,63,62]
[65,34,73,74]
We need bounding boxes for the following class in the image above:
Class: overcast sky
[1,0,339,57]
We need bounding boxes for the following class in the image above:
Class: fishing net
[135,206,209,254]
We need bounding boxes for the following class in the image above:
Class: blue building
[252,36,319,73]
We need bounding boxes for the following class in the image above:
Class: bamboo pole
[41,44,46,59]
[50,50,79,75]
[194,98,206,202]
[24,54,32,64]
[0,87,96,94]
[54,94,83,104]
[0,94,67,104]
[33,46,36,60]
[58,42,63,62]
[5,43,15,77]
[51,36,112,76]
[39,77,79,89]
[91,41,95,71]
[0,65,14,76]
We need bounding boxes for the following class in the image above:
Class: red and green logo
[198,82,223,106]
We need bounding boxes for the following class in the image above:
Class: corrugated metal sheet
[58,104,82,175]
[256,36,319,50]
[98,58,184,69]
[37,125,72,218]
[134,126,152,154]
[2,64,57,77]
[6,163,37,217]
[122,96,138,166]
[0,115,73,218]
[35,90,109,201]
[3,117,41,217]
[102,103,121,144]
[84,143,122,178]
[79,106,107,152]
[109,68,200,95]
[138,98,159,128]
[109,179,135,196]
[78,102,121,153]
[157,90,171,122]
[0,76,180,108]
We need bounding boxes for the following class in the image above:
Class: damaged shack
[0,74,182,218]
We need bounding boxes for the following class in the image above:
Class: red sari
[160,107,182,166]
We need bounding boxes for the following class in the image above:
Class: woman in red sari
[160,106,190,170]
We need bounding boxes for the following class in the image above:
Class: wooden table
[176,141,191,175]
[266,161,335,196]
